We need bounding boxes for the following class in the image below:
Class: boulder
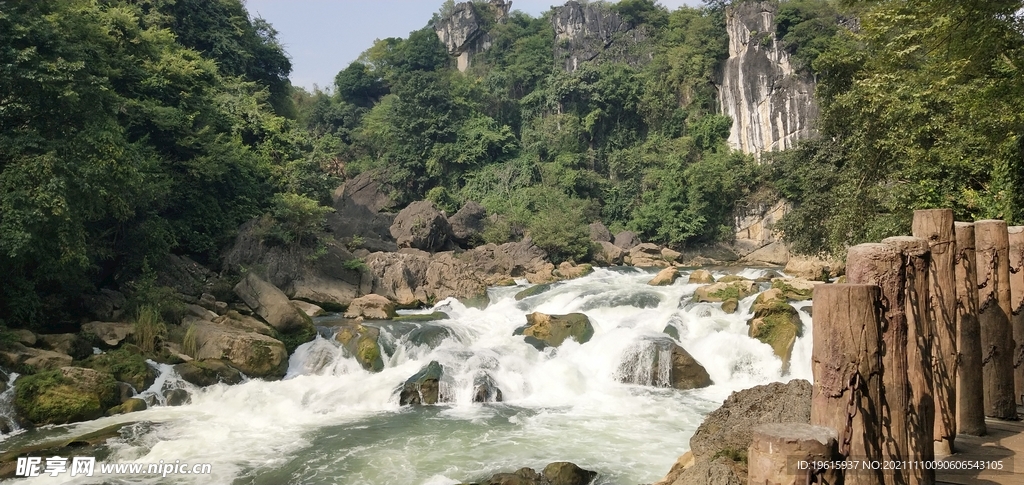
[14,367,120,425]
[687,269,715,284]
[406,324,454,349]
[399,360,444,405]
[154,254,215,297]
[224,221,372,310]
[661,247,682,262]
[0,344,73,371]
[472,374,503,403]
[365,251,488,307]
[783,255,841,281]
[173,359,244,387]
[618,337,712,390]
[770,277,816,300]
[626,243,671,268]
[746,297,802,371]
[588,222,612,243]
[554,262,593,280]
[390,200,454,252]
[82,321,134,348]
[693,280,758,303]
[741,241,791,266]
[37,333,92,360]
[290,300,325,318]
[186,303,218,322]
[327,171,397,249]
[721,299,739,314]
[655,380,812,485]
[335,323,384,372]
[344,294,396,320]
[517,312,594,349]
[84,348,156,391]
[164,388,191,406]
[107,397,147,416]
[210,312,276,336]
[392,311,450,323]
[613,230,641,250]
[449,201,487,247]
[593,241,625,266]
[543,462,598,485]
[233,273,311,333]
[80,288,128,322]
[459,238,554,283]
[648,267,679,286]
[11,329,35,347]
[515,283,553,301]
[190,321,288,378]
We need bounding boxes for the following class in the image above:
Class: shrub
[131,305,167,354]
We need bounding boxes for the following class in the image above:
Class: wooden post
[954,222,986,435]
[1007,225,1024,407]
[912,210,957,455]
[811,283,884,485]
[881,236,936,485]
[747,423,839,485]
[974,219,1018,419]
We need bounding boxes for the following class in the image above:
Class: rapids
[3,267,812,485]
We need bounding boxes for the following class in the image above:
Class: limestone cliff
[717,1,818,155]
[551,1,651,72]
[434,0,511,72]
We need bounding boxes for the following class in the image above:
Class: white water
[6,267,812,485]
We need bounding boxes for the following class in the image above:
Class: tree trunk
[954,222,986,435]
[1006,225,1024,407]
[912,209,958,455]
[748,423,840,485]
[974,219,1018,419]
[811,283,885,485]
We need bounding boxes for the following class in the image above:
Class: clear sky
[245,0,704,91]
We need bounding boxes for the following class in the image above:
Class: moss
[356,336,384,372]
[717,275,747,283]
[84,348,155,391]
[276,322,316,355]
[708,285,743,301]
[14,370,118,425]
[246,341,274,372]
[770,279,813,300]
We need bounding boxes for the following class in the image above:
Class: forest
[2,0,1024,329]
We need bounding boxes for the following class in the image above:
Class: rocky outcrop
[517,312,594,349]
[746,291,802,371]
[173,359,243,387]
[593,241,625,266]
[784,255,842,281]
[552,1,651,72]
[626,243,671,268]
[365,251,489,307]
[0,345,73,371]
[327,171,398,252]
[82,321,134,348]
[475,462,597,485]
[655,379,812,485]
[717,1,818,155]
[80,289,127,322]
[434,1,511,72]
[390,201,454,252]
[613,231,641,250]
[588,222,611,243]
[473,373,503,403]
[225,220,372,310]
[344,294,397,320]
[459,238,557,284]
[734,199,791,264]
[448,201,487,248]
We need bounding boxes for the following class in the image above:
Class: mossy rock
[514,283,553,301]
[746,299,802,372]
[518,312,594,349]
[14,368,120,425]
[693,280,758,303]
[770,278,815,301]
[393,311,450,322]
[173,359,243,387]
[494,278,517,287]
[662,324,680,340]
[335,324,384,372]
[83,348,156,392]
[460,292,491,309]
[406,324,453,349]
[717,275,749,283]
[275,321,317,355]
[399,360,444,405]
[107,397,147,416]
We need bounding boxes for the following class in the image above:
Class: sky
[245,0,704,91]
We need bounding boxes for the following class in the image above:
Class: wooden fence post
[975,219,1018,419]
[811,283,884,485]
[954,222,986,435]
[1007,225,1024,407]
[747,423,839,485]
[912,209,958,455]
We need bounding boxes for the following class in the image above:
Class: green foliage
[260,193,334,247]
[131,306,167,354]
[774,0,843,72]
[342,259,368,272]
[182,323,199,359]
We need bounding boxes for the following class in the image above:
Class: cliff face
[434,1,512,72]
[551,1,650,72]
[717,1,818,155]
